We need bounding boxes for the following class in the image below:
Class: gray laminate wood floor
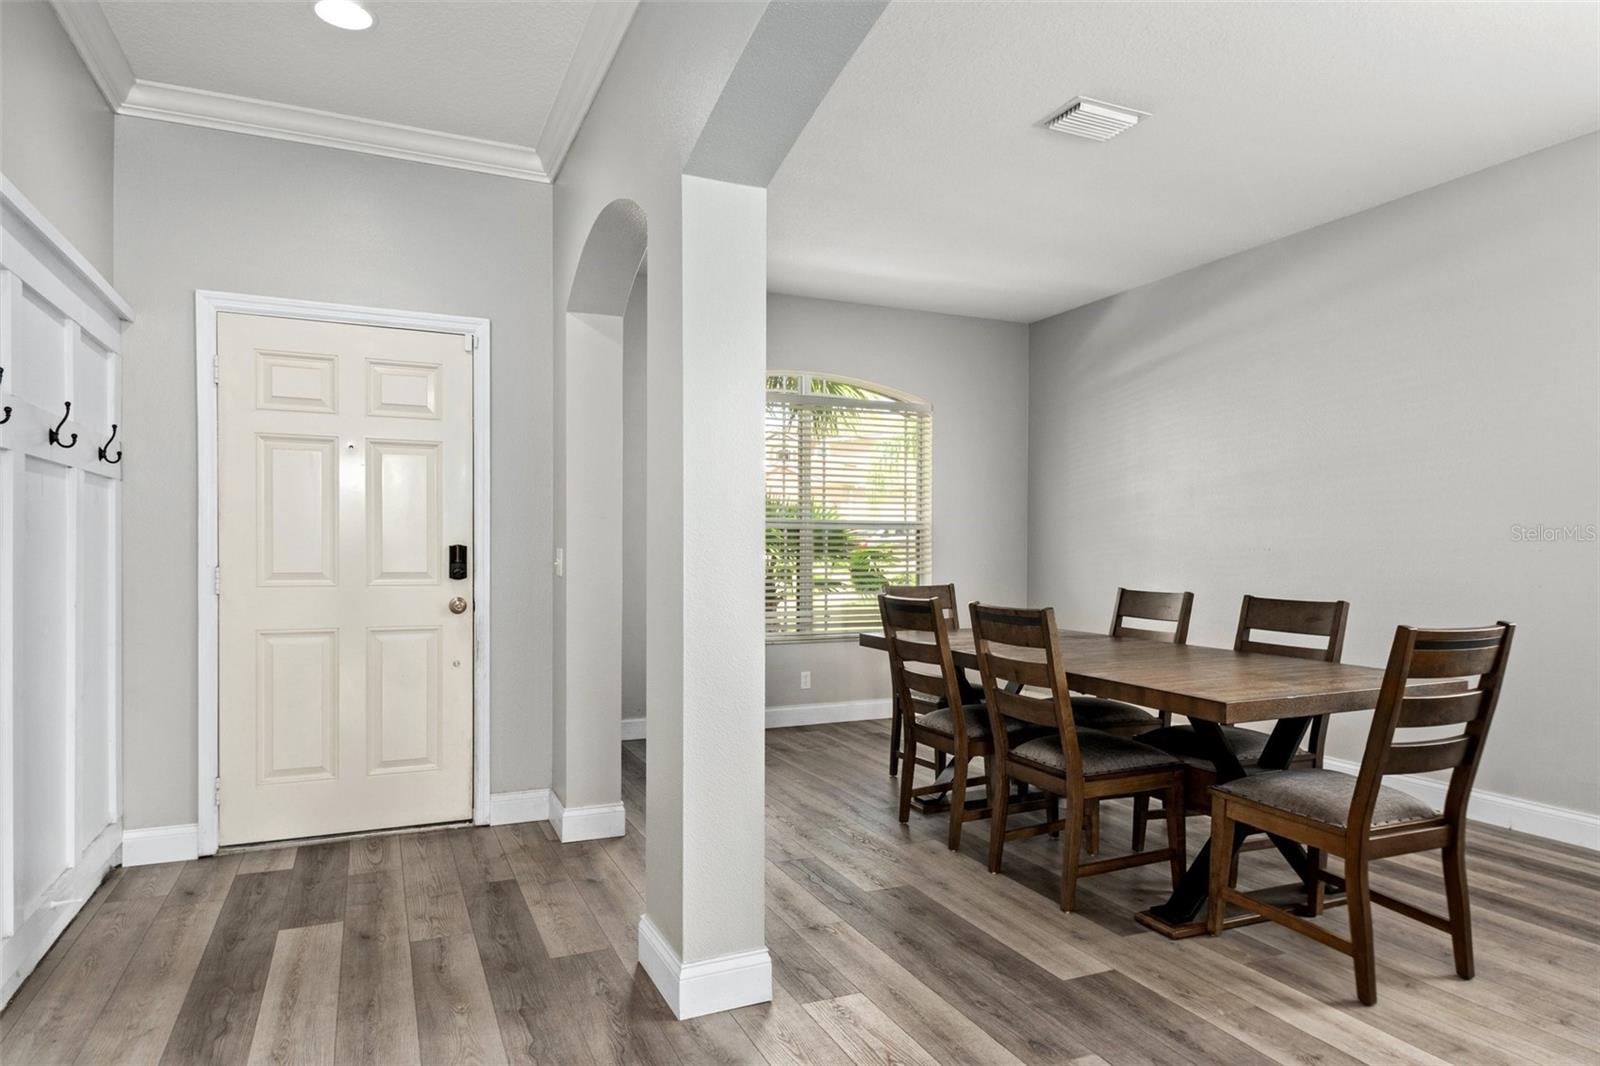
[3,721,1597,1064]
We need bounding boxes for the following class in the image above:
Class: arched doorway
[552,199,645,840]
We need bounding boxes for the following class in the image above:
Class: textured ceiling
[100,0,592,146]
[769,1,1600,323]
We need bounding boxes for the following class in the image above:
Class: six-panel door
[217,313,472,845]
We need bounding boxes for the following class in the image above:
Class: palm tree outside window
[764,372,932,641]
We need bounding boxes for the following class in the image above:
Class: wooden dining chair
[1070,587,1194,735]
[880,593,1036,850]
[882,583,961,777]
[1207,622,1515,1006]
[1068,588,1192,851]
[1135,595,1350,848]
[969,602,1186,910]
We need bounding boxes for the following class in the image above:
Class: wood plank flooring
[4,720,1597,1065]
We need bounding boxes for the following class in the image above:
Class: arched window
[765,372,932,641]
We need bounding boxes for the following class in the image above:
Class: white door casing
[216,312,473,845]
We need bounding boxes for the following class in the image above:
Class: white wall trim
[637,914,772,1020]
[195,291,493,854]
[122,824,201,867]
[549,793,626,842]
[1323,757,1600,851]
[1,180,128,1007]
[617,702,892,744]
[765,698,891,730]
[0,177,133,322]
[120,81,548,182]
[50,0,638,183]
[47,1,135,110]
[487,789,551,827]
[535,0,640,179]
[0,824,121,1008]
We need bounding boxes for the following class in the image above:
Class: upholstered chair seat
[1213,768,1438,828]
[1207,621,1514,1007]
[970,601,1187,912]
[1070,696,1160,732]
[915,703,1033,741]
[1010,731,1183,778]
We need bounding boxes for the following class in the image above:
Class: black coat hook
[49,401,77,449]
[99,423,121,464]
[0,367,10,425]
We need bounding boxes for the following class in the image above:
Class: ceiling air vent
[1047,97,1148,141]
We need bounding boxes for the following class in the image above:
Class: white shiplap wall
[0,177,131,1006]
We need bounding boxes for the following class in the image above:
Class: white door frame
[194,290,492,855]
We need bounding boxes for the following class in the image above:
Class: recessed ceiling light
[314,0,374,31]
[1047,97,1148,141]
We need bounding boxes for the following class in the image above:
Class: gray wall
[764,293,1031,707]
[618,291,1032,716]
[622,275,647,718]
[1028,134,1600,815]
[0,0,114,276]
[114,118,554,830]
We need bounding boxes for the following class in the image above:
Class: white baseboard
[617,701,890,746]
[765,698,891,730]
[122,823,201,866]
[487,788,551,826]
[549,793,626,842]
[1,824,121,1009]
[637,914,772,1019]
[126,797,551,862]
[1323,757,1599,851]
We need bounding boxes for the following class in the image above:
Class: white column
[554,311,626,840]
[638,174,770,1019]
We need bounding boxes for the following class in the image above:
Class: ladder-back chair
[970,602,1187,911]
[1207,622,1514,1006]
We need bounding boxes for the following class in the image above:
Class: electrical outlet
[800,670,811,690]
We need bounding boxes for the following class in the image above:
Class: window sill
[765,634,872,646]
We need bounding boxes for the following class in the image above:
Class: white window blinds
[765,374,932,642]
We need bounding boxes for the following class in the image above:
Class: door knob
[448,596,468,614]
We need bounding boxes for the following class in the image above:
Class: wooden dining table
[858,627,1463,939]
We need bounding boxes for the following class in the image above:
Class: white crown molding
[536,0,640,180]
[48,0,134,108]
[49,0,641,183]
[120,81,549,181]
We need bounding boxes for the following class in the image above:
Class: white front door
[216,313,473,845]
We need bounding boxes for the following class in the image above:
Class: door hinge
[464,333,474,352]
[213,355,220,383]
[213,565,221,595]
[213,778,221,809]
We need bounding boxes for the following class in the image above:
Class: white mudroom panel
[0,177,131,1007]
